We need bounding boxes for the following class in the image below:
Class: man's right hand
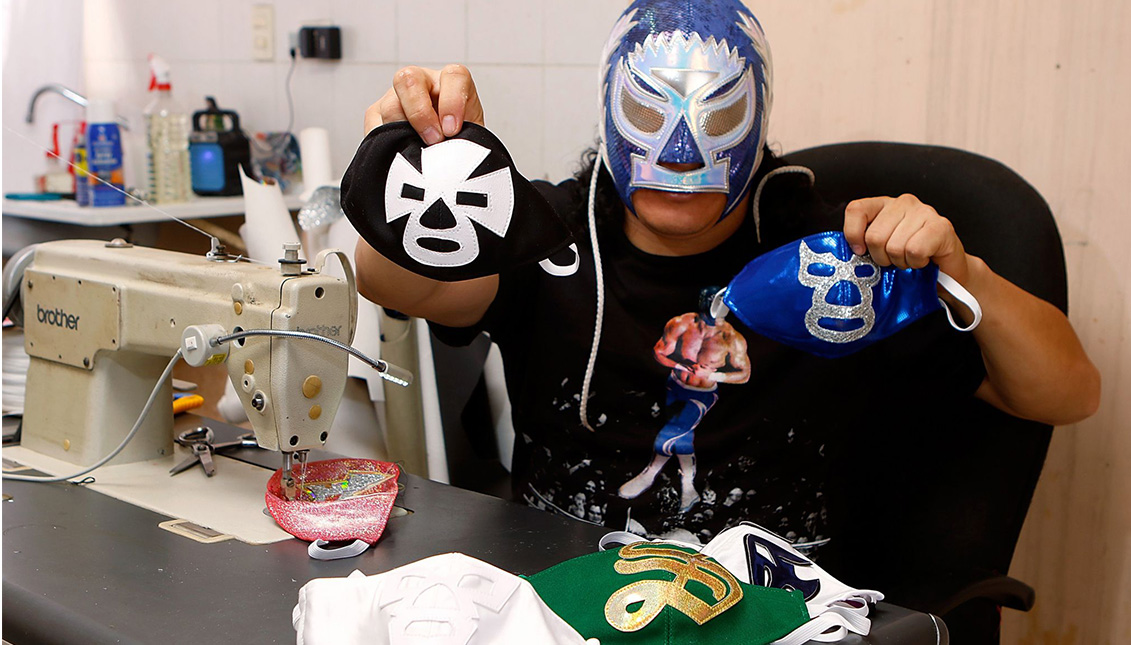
[365,65,485,145]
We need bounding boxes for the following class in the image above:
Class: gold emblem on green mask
[604,543,743,632]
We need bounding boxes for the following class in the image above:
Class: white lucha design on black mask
[798,241,880,343]
[384,138,515,268]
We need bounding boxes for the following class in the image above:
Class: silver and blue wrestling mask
[598,0,773,219]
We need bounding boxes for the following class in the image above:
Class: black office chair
[786,141,1063,643]
[430,141,1061,641]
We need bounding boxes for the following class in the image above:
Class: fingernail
[421,127,442,145]
[851,244,865,255]
[442,115,458,136]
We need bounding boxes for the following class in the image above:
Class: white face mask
[292,553,591,645]
[702,524,883,643]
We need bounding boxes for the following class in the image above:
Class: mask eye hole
[401,184,426,201]
[806,262,835,278]
[700,93,748,137]
[458,573,494,591]
[855,264,876,278]
[620,87,665,134]
[817,316,866,333]
[455,191,488,208]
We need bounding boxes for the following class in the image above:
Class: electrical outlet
[251,4,274,61]
[298,26,342,60]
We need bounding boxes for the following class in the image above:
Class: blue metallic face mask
[713,232,981,358]
[598,0,772,219]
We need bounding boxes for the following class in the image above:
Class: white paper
[240,166,302,264]
[299,127,335,202]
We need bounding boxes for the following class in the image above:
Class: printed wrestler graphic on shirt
[618,303,751,512]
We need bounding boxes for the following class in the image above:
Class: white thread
[752,165,815,244]
[579,164,605,433]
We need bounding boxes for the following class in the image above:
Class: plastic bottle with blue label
[85,99,126,207]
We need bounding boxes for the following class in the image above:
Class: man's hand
[351,64,495,330]
[843,194,970,284]
[364,65,485,144]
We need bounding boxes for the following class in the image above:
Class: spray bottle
[36,124,75,194]
[144,54,191,203]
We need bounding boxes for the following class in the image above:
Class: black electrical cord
[284,45,297,135]
[247,47,298,158]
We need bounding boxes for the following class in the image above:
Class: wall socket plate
[298,26,342,60]
[251,4,274,61]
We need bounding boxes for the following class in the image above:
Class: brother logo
[296,324,342,337]
[37,304,80,330]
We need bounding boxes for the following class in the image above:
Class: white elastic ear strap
[308,538,370,560]
[937,271,982,332]
[709,288,730,324]
[771,610,870,645]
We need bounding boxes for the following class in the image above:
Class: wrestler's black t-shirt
[431,167,986,547]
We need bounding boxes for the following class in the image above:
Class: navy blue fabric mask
[717,231,980,359]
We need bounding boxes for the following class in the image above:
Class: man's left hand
[843,194,970,284]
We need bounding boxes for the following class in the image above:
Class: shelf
[2,194,305,227]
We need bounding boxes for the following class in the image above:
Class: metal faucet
[26,83,129,130]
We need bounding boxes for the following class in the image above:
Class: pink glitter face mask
[266,458,400,560]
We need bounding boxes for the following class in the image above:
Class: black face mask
[341,121,573,282]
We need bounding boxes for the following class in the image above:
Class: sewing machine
[17,238,357,497]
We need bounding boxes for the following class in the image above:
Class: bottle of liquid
[36,124,74,194]
[86,99,127,207]
[144,54,191,203]
[72,122,91,206]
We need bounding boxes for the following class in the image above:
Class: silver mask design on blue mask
[797,241,881,343]
[598,0,774,219]
[611,31,756,193]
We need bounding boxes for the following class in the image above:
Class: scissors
[169,426,259,477]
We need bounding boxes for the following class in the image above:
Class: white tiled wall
[2,1,87,194]
[69,0,629,192]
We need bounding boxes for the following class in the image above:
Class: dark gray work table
[2,415,946,645]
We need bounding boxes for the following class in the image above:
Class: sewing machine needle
[296,450,309,496]
[282,452,296,500]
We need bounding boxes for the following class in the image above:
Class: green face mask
[526,542,810,644]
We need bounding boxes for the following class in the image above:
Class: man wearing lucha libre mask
[352,0,1097,602]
